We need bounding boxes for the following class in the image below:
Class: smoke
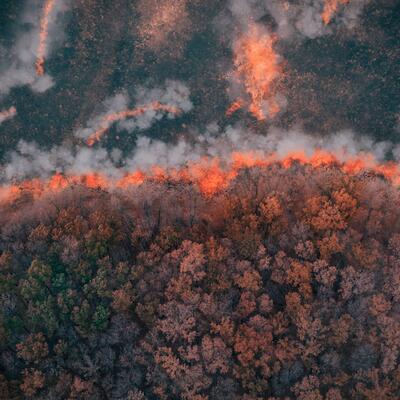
[74,91,130,143]
[121,80,192,131]
[75,80,193,144]
[220,0,367,123]
[124,124,393,171]
[2,121,395,183]
[2,140,120,181]
[0,0,393,194]
[86,104,183,147]
[217,0,371,130]
[0,0,70,97]
[222,0,369,41]
[0,80,193,181]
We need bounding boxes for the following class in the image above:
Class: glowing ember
[36,0,56,76]
[226,99,244,117]
[0,106,17,124]
[86,102,182,146]
[136,0,191,57]
[321,0,350,25]
[232,24,283,121]
[1,150,399,205]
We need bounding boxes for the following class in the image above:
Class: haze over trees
[1,162,400,399]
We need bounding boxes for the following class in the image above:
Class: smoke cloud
[0,0,70,97]
[222,0,370,40]
[0,0,395,194]
[74,92,130,142]
[75,80,193,143]
[125,125,393,170]
[2,122,394,182]
[2,140,119,181]
[219,0,371,123]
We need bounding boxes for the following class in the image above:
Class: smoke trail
[3,124,395,183]
[36,0,57,76]
[322,0,350,25]
[230,23,284,121]
[86,103,182,146]
[0,0,69,95]
[76,81,192,144]
[1,148,400,205]
[222,0,368,41]
[0,106,17,125]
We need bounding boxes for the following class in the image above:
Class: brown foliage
[20,369,45,397]
[1,163,400,398]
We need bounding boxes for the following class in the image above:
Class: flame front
[232,24,283,121]
[321,0,350,25]
[86,102,182,146]
[1,150,399,205]
[36,0,56,76]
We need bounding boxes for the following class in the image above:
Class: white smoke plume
[74,92,130,141]
[217,0,370,127]
[120,80,193,132]
[2,140,120,181]
[2,123,394,182]
[218,0,370,41]
[0,0,70,97]
[75,80,193,142]
[124,124,392,170]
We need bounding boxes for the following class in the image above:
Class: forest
[1,161,400,399]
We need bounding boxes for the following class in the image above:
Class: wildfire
[226,99,244,117]
[232,24,283,121]
[1,150,400,204]
[86,102,182,146]
[0,106,17,124]
[36,0,56,76]
[321,0,350,25]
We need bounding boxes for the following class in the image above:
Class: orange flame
[36,0,56,76]
[321,0,350,25]
[86,102,182,146]
[0,106,17,124]
[1,150,400,205]
[226,99,244,117]
[232,24,283,121]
